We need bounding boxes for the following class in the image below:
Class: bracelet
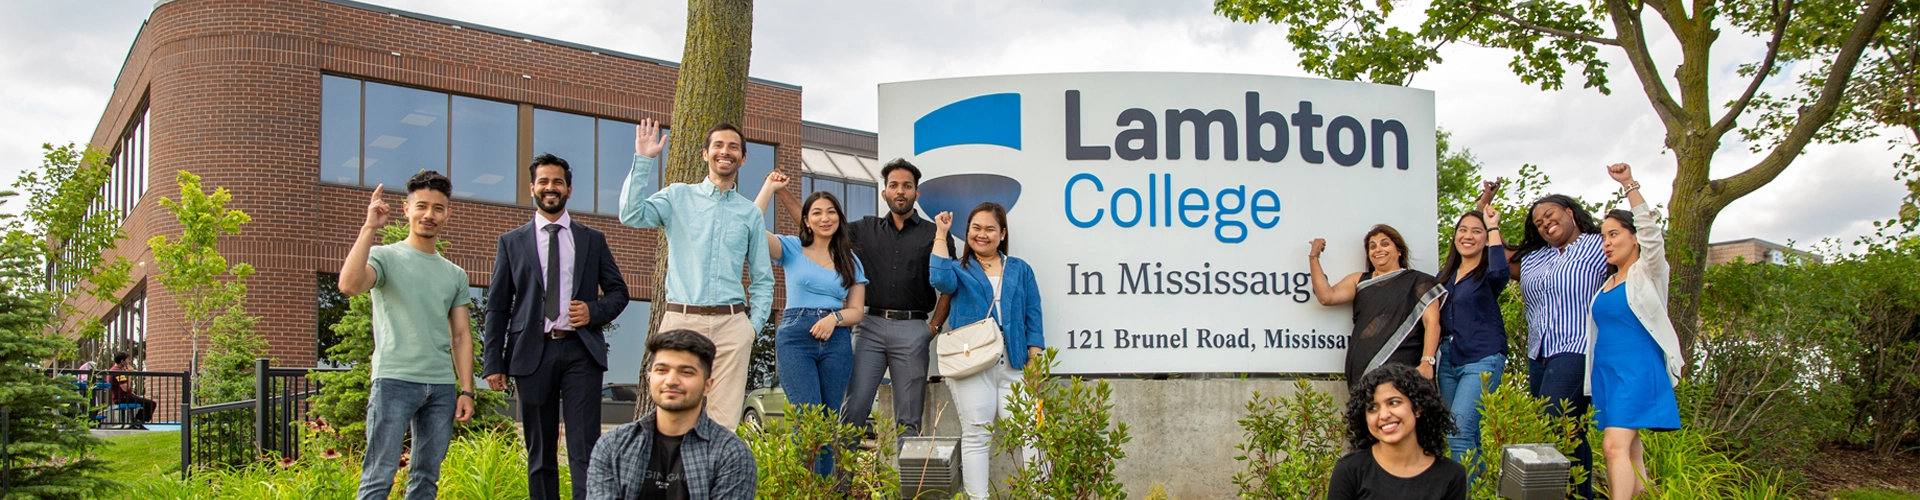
[832,310,845,324]
[1622,181,1641,193]
[458,390,475,399]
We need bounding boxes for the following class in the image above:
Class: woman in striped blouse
[1479,184,1606,500]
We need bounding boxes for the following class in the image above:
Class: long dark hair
[1601,209,1636,277]
[1510,194,1600,263]
[798,191,858,288]
[960,202,1009,271]
[1440,211,1491,283]
[1362,224,1411,274]
[1345,364,1454,457]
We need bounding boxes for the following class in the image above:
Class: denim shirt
[930,253,1045,369]
[1439,244,1512,362]
[586,411,756,500]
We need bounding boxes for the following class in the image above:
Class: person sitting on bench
[109,352,156,428]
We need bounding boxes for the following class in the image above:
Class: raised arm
[1607,163,1668,287]
[746,213,775,329]
[928,212,960,295]
[1306,238,1360,306]
[619,119,672,229]
[339,186,388,296]
[753,171,790,261]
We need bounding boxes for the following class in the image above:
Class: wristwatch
[1421,356,1438,366]
[832,310,845,324]
[458,390,476,399]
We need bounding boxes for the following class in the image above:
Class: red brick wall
[81,0,803,372]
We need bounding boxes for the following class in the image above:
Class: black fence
[51,368,189,430]
[183,359,344,475]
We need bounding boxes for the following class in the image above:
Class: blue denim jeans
[777,307,854,476]
[1437,343,1505,489]
[357,378,457,500]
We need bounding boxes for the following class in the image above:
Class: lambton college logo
[913,93,1024,238]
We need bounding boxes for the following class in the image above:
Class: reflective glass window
[319,76,361,184]
[532,109,597,214]
[598,119,661,214]
[363,82,448,190]
[601,300,653,385]
[733,142,779,232]
[450,96,517,204]
[846,183,878,221]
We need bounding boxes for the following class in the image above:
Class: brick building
[1705,237,1822,266]
[79,0,884,384]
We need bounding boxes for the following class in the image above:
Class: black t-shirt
[1327,449,1468,500]
[639,429,689,500]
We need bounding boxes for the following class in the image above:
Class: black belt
[866,307,929,321]
[547,329,573,340]
[667,302,748,316]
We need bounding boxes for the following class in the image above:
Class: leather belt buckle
[669,302,747,316]
[548,330,571,340]
[868,308,928,321]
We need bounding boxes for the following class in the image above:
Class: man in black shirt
[587,330,755,500]
[836,159,953,437]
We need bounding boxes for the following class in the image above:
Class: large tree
[1216,0,1913,355]
[638,0,756,416]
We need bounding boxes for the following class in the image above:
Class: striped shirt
[1517,233,1607,359]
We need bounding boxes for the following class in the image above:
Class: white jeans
[947,356,1030,499]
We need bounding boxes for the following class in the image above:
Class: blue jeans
[777,307,854,476]
[357,378,457,500]
[1530,353,1594,500]
[1437,344,1505,489]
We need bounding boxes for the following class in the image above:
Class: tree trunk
[636,0,755,420]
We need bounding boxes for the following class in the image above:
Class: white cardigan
[1582,203,1684,395]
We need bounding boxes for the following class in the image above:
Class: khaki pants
[660,311,754,429]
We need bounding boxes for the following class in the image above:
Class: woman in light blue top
[754,172,867,476]
[929,202,1044,500]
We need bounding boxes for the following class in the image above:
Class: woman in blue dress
[754,171,868,476]
[1586,162,1684,499]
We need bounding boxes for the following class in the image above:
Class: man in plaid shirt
[588,329,755,499]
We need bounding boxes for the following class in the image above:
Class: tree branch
[1607,0,1686,128]
[1710,0,1795,138]
[1465,2,1620,46]
[1712,0,1896,205]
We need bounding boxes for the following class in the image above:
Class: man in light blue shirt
[620,118,773,430]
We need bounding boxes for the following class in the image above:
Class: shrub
[1232,380,1345,499]
[990,348,1132,500]
[109,431,570,500]
[1470,374,1592,500]
[742,403,900,499]
[1633,427,1802,500]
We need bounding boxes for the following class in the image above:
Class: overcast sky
[1,0,1908,251]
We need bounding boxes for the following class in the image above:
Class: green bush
[1232,380,1345,500]
[742,403,900,499]
[989,348,1132,500]
[1470,374,1592,500]
[1633,427,1801,500]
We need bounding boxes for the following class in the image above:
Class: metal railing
[51,368,189,429]
[181,359,345,475]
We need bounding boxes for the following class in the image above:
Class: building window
[532,109,599,213]
[90,283,146,365]
[94,106,150,223]
[798,148,879,224]
[321,76,515,204]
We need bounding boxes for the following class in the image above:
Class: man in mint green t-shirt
[337,171,476,500]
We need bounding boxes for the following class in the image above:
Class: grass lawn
[97,431,180,485]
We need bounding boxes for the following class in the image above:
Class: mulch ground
[1804,443,1920,496]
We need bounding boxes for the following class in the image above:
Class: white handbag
[935,299,1004,379]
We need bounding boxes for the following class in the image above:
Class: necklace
[978,255,999,268]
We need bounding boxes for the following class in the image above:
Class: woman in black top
[1309,225,1446,383]
[1328,363,1469,500]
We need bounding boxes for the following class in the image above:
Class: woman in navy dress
[1586,162,1683,499]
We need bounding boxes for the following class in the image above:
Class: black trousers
[114,394,156,423]
[1530,352,1594,500]
[516,335,603,500]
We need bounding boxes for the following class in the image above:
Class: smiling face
[1367,233,1402,272]
[883,168,919,216]
[530,163,571,215]
[1601,216,1639,268]
[1531,201,1578,248]
[1365,382,1421,447]
[647,349,710,413]
[967,210,1004,257]
[404,188,450,240]
[805,196,842,239]
[702,128,745,180]
[1453,214,1487,259]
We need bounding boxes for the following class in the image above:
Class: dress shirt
[619,155,774,327]
[1519,233,1607,359]
[535,211,576,333]
[847,213,952,312]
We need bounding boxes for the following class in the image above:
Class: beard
[653,388,705,412]
[888,196,914,215]
[536,190,569,214]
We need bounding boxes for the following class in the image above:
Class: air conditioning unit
[898,436,961,499]
[1499,443,1571,500]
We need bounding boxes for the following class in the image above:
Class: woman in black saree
[1309,224,1447,383]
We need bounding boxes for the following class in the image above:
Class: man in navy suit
[482,153,629,500]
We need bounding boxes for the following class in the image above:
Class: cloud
[0,0,1905,252]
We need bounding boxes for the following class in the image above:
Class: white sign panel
[878,72,1436,374]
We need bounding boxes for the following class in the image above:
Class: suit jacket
[483,217,629,378]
